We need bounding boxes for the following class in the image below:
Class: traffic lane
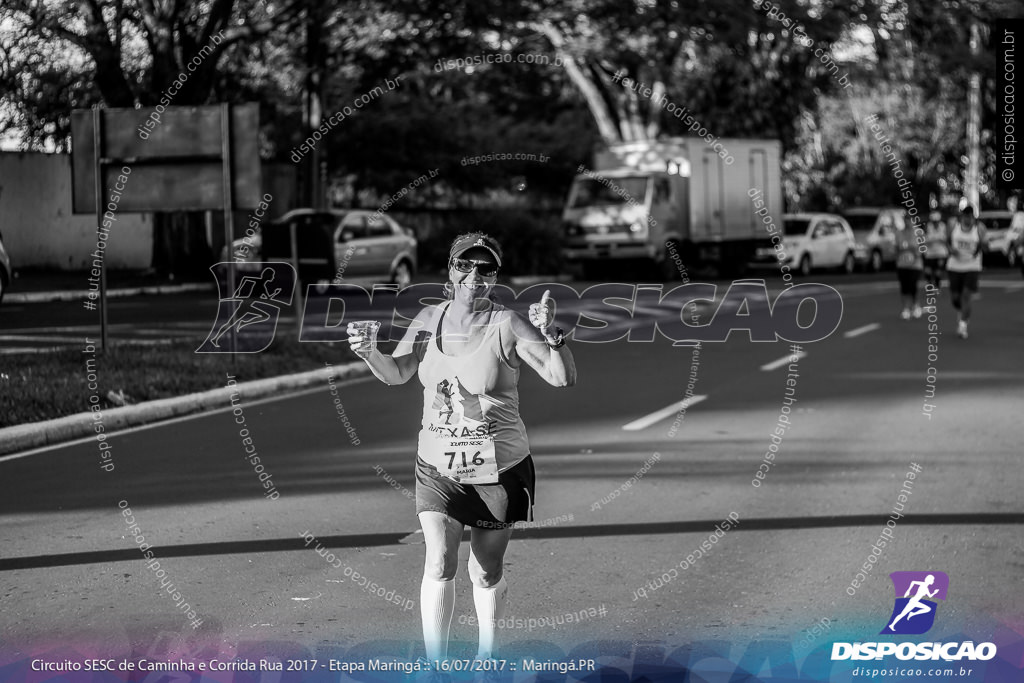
[0,274,1011,634]
[5,475,1019,653]
[694,276,1024,412]
[2,401,1017,652]
[0,275,838,353]
[3,281,1016,528]
[0,376,422,516]
[0,293,224,330]
[0,332,711,560]
[0,321,838,595]
[0,525,430,652]
[592,523,1023,645]
[3,270,1013,332]
[0,291,785,517]
[569,284,1023,523]
[4,284,1016,551]
[3,519,1018,655]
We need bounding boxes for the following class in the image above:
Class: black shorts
[948,271,979,295]
[415,454,535,529]
[897,268,921,296]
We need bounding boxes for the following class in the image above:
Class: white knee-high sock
[473,577,508,659]
[420,577,455,660]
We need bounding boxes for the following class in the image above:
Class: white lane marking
[622,395,708,431]
[838,372,1024,380]
[0,375,377,463]
[844,323,880,338]
[760,351,806,371]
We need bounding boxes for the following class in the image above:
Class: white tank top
[946,225,982,272]
[416,301,530,472]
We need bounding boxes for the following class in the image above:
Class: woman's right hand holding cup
[347,321,379,360]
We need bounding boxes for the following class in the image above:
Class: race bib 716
[421,436,499,484]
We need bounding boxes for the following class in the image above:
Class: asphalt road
[1,271,1023,680]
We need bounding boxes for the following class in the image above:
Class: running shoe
[957,320,968,339]
[900,309,911,320]
[912,305,923,319]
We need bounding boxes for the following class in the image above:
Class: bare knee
[468,555,504,587]
[423,549,458,581]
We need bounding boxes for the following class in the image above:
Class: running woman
[946,204,986,339]
[347,232,577,665]
[922,210,948,291]
[894,219,924,320]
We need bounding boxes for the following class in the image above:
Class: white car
[978,210,1014,265]
[752,213,857,276]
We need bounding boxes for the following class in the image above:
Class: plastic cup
[349,320,380,358]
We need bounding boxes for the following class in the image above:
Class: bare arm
[348,307,434,385]
[510,309,577,388]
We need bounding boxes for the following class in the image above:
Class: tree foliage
[2,0,1022,255]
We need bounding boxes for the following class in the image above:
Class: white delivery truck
[561,137,783,278]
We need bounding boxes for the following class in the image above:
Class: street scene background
[2,1,1024,681]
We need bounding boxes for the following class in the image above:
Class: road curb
[0,361,371,456]
[6,282,214,304]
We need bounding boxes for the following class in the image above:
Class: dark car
[220,209,417,289]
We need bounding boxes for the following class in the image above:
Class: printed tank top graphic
[417,302,530,471]
[431,376,485,430]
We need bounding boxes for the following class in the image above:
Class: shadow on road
[3,512,1021,572]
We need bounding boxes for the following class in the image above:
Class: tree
[0,0,302,276]
[524,0,872,147]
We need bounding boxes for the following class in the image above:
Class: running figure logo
[197,263,295,353]
[881,571,949,635]
[431,376,484,426]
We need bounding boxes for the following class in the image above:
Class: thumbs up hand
[528,289,555,332]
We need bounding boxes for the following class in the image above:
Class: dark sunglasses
[452,257,498,277]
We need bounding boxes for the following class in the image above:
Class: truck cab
[561,168,687,279]
[561,138,782,279]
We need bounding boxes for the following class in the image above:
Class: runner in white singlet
[946,205,986,339]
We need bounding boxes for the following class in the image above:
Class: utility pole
[965,19,982,213]
[304,0,326,209]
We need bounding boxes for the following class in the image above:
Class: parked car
[220,209,417,289]
[0,229,11,304]
[842,207,903,271]
[977,210,1014,265]
[750,213,857,276]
